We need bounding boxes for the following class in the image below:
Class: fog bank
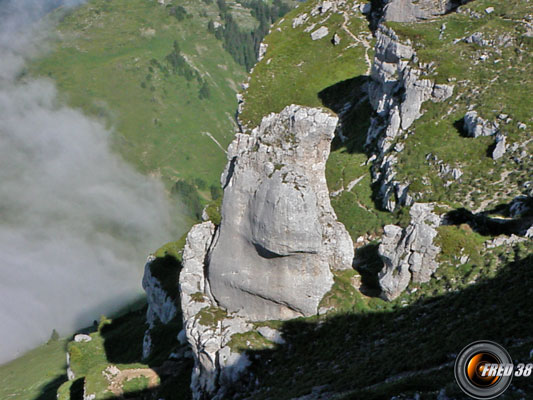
[0,0,179,363]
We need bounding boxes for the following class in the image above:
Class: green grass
[387,0,533,210]
[0,339,68,400]
[33,0,247,190]
[122,376,151,394]
[228,331,275,352]
[239,2,372,129]
[197,306,228,326]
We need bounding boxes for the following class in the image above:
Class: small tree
[199,81,211,100]
[48,329,60,344]
[207,19,215,34]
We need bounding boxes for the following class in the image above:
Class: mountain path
[341,13,372,75]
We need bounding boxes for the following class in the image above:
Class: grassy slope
[388,0,533,210]
[33,0,247,188]
[0,339,68,400]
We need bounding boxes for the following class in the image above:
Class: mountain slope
[32,0,246,190]
[13,0,533,399]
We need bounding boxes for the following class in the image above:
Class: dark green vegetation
[212,0,292,70]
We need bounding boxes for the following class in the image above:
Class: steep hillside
[33,0,245,190]
[21,0,533,399]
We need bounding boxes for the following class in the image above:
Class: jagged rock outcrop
[180,222,252,400]
[209,105,354,321]
[366,25,454,211]
[141,256,178,359]
[378,203,442,300]
[463,110,499,138]
[179,105,355,398]
[492,132,507,160]
[382,0,469,22]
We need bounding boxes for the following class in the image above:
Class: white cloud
[0,0,180,363]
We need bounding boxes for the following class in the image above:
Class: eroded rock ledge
[179,105,355,398]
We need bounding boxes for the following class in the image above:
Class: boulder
[463,111,499,137]
[378,203,441,300]
[492,133,506,160]
[311,26,329,40]
[74,334,92,343]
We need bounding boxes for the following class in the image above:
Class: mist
[0,0,181,363]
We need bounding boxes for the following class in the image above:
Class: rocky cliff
[179,104,354,398]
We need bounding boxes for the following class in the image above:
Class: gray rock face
[141,255,178,359]
[367,25,454,211]
[209,105,354,321]
[378,203,442,300]
[464,111,499,138]
[180,222,253,400]
[492,133,507,160]
[311,26,329,40]
[382,0,462,22]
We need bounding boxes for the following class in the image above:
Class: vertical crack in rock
[179,105,354,398]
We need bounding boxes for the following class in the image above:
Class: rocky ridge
[366,24,454,211]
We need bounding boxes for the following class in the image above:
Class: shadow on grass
[318,75,373,155]
[354,242,383,297]
[445,207,533,236]
[223,253,533,399]
[34,374,69,400]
